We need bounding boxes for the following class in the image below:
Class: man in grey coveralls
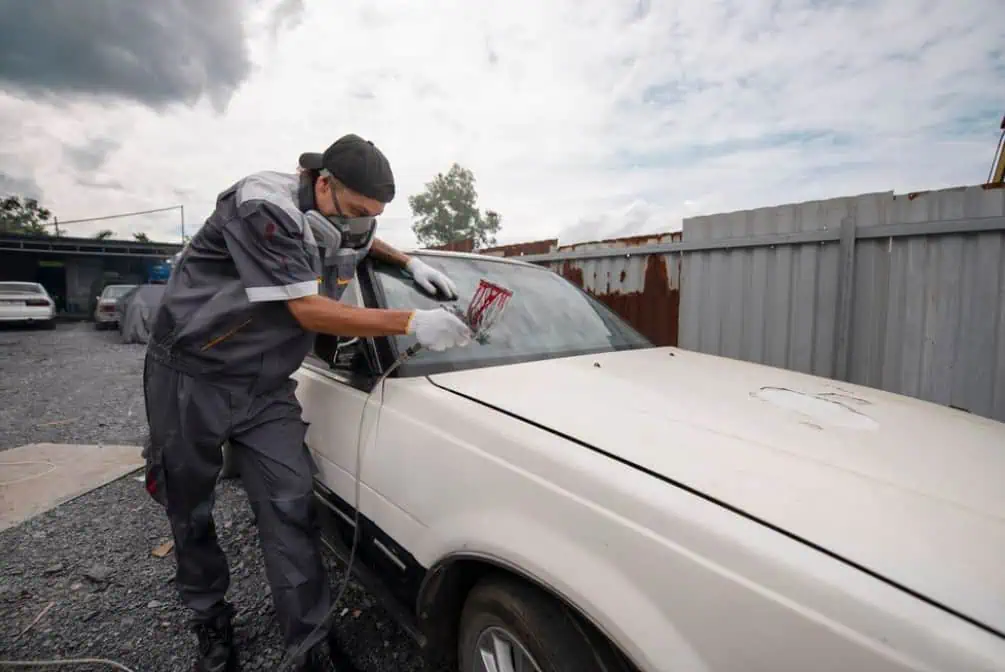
[142,134,473,671]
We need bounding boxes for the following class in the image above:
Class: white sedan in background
[0,281,56,329]
[93,283,137,330]
[293,250,1005,672]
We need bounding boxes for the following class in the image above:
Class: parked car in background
[292,250,1005,672]
[113,285,141,327]
[118,283,167,344]
[0,281,56,329]
[93,283,137,330]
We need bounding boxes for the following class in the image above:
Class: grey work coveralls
[142,170,368,654]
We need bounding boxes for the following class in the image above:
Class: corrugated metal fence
[446,236,683,348]
[541,234,682,348]
[507,185,1005,423]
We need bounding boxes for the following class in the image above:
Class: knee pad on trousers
[259,491,324,591]
[267,490,316,534]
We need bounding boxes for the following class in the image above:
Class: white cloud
[1,0,1002,248]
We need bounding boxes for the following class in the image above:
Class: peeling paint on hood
[752,386,879,431]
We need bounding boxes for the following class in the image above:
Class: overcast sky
[0,0,1002,248]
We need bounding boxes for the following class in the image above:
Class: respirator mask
[305,214,365,301]
[304,203,375,304]
[320,168,378,251]
[330,213,377,250]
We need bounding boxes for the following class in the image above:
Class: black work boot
[192,610,239,672]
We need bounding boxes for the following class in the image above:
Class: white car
[292,250,1005,672]
[0,281,56,328]
[93,283,137,329]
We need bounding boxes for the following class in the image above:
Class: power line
[46,204,187,242]
[51,204,182,226]
[44,202,413,240]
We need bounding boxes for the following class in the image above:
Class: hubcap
[473,626,544,672]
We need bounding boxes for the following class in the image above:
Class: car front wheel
[458,574,629,672]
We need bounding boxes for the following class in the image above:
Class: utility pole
[181,205,186,243]
[53,216,60,237]
[989,113,1005,186]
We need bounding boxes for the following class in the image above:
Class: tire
[458,573,627,672]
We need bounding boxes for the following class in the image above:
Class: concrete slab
[0,443,144,532]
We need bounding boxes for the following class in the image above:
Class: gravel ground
[0,322,149,452]
[0,321,434,671]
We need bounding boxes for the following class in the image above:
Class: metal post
[180,205,186,243]
[833,216,857,381]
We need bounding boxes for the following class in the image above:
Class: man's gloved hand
[407,308,473,351]
[405,258,458,299]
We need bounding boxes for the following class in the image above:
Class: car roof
[0,281,45,291]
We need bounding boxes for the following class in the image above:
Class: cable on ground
[0,658,137,671]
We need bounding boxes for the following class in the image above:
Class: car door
[299,271,380,502]
[296,263,433,613]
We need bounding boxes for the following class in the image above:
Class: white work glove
[405,258,458,299]
[407,308,474,351]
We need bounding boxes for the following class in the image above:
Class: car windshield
[372,253,652,375]
[0,282,43,295]
[102,285,135,298]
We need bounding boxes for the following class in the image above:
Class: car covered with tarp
[118,284,167,344]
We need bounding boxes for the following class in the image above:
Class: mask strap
[321,169,348,219]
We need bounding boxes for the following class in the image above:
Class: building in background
[0,233,183,318]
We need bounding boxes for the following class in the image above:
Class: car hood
[428,346,1005,636]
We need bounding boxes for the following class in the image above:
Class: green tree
[0,195,54,236]
[408,163,501,249]
[484,209,501,236]
[94,229,114,240]
[133,231,150,242]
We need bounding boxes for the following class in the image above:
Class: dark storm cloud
[0,171,42,199]
[65,137,121,173]
[0,0,253,113]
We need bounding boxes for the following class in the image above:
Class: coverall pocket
[142,435,168,507]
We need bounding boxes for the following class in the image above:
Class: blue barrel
[148,261,171,282]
